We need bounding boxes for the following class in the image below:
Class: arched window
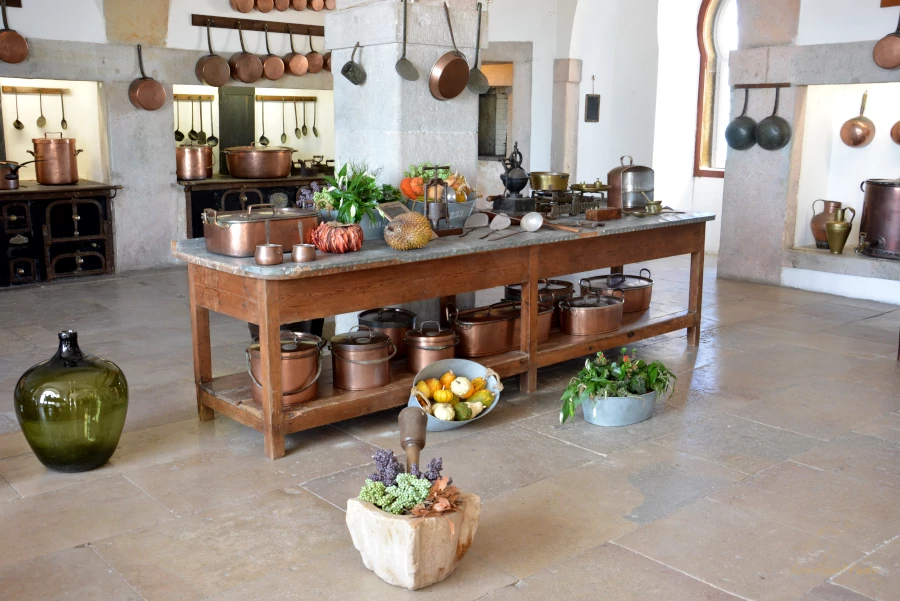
[694,0,738,177]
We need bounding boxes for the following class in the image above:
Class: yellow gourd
[439,371,456,389]
[468,389,494,407]
[424,378,441,396]
[433,389,456,404]
[470,377,487,393]
[415,380,433,400]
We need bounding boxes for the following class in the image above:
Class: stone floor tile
[0,476,172,569]
[0,431,29,460]
[473,443,745,579]
[663,383,753,421]
[482,542,744,601]
[741,311,851,335]
[719,343,869,383]
[708,280,828,306]
[851,358,900,396]
[832,537,900,601]
[731,379,900,441]
[0,417,263,497]
[702,297,796,326]
[628,336,746,375]
[123,380,206,432]
[0,474,19,502]
[206,545,516,600]
[0,547,140,601]
[678,362,811,402]
[123,427,377,516]
[799,582,879,601]
[712,461,900,552]
[827,321,900,348]
[792,433,900,491]
[652,413,821,474]
[616,497,863,601]
[790,303,886,324]
[301,462,374,510]
[852,412,900,443]
[93,486,350,601]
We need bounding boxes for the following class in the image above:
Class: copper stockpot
[358,308,418,359]
[176,143,213,180]
[580,269,653,313]
[224,145,294,178]
[504,279,574,327]
[201,204,318,257]
[27,133,82,185]
[330,326,397,391]
[405,321,459,374]
[448,302,554,358]
[559,293,625,336]
[857,178,900,260]
[247,332,325,406]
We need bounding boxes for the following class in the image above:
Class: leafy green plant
[404,161,451,181]
[380,184,402,204]
[559,349,675,424]
[318,162,387,224]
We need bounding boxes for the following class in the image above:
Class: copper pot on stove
[176,143,214,181]
[27,133,82,185]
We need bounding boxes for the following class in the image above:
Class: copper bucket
[404,321,459,374]
[330,326,397,391]
[246,332,325,406]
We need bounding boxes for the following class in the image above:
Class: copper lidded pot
[176,143,214,181]
[857,178,900,260]
[559,292,625,336]
[405,321,459,374]
[330,326,397,391]
[246,332,325,406]
[224,145,294,179]
[27,133,82,185]
[608,156,654,209]
[580,269,653,313]
[357,308,418,359]
[504,279,574,327]
[448,301,554,358]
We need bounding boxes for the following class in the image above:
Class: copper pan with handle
[128,45,166,111]
[0,0,27,64]
[430,2,469,101]
[195,19,231,87]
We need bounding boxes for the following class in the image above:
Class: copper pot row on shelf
[230,0,335,13]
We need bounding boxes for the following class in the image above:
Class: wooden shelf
[2,86,71,95]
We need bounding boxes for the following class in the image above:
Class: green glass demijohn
[14,331,128,472]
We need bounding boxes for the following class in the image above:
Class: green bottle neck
[57,331,83,359]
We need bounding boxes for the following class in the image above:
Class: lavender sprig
[369,449,403,487]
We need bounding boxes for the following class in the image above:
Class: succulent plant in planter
[559,349,675,427]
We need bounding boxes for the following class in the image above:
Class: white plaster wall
[793,82,900,249]
[797,0,900,46]
[1,77,105,183]
[1,1,106,43]
[255,87,335,160]
[569,0,659,184]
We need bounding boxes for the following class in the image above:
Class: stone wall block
[736,0,800,49]
[729,47,767,86]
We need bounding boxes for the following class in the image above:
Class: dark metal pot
[580,269,653,313]
[246,332,325,406]
[358,307,418,358]
[559,292,625,336]
[448,301,553,358]
[857,178,900,260]
[405,321,459,374]
[330,326,397,391]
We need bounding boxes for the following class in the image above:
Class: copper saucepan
[229,0,254,12]
[430,2,469,101]
[230,23,263,83]
[128,45,166,111]
[840,91,875,148]
[873,12,900,70]
[0,0,27,64]
[261,24,285,81]
[306,27,324,73]
[283,27,309,76]
[196,20,231,87]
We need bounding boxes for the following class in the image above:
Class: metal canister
[28,133,82,185]
[358,308,418,358]
[330,326,397,390]
[857,178,900,260]
[504,279,574,327]
[607,156,654,209]
[246,332,325,406]
[580,269,653,313]
[404,321,459,374]
[176,143,214,181]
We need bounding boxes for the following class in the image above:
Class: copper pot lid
[865,179,900,187]
[213,206,317,224]
[33,133,75,145]
[560,294,624,311]
[405,320,456,343]
[223,145,294,154]
[178,142,212,150]
[582,270,653,291]
[506,279,574,294]
[454,302,553,325]
[358,308,417,328]
[248,332,324,356]
[331,326,391,350]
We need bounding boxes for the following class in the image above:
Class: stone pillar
[326,0,484,332]
[736,0,800,49]
[551,58,581,175]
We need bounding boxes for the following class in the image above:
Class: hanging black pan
[429,2,469,101]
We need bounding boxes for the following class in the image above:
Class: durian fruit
[384,212,433,251]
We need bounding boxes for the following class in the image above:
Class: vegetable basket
[407,358,502,432]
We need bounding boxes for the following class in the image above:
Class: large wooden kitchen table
[173,212,715,459]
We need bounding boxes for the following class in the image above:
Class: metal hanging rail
[2,86,72,95]
[255,95,318,102]
[190,14,324,37]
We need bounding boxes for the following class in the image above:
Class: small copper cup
[255,244,284,265]
[292,244,317,263]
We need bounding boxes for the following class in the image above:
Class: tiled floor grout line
[645,439,754,476]
[87,544,150,601]
[717,411,832,443]
[120,473,180,519]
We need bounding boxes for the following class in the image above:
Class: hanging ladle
[175,101,184,141]
[293,100,302,139]
[197,100,207,144]
[724,88,756,150]
[840,91,875,148]
[395,0,419,81]
[281,99,288,144]
[467,2,489,94]
[259,100,269,146]
[12,89,23,130]
[188,99,198,141]
[312,100,319,137]
[755,87,791,151]
[302,100,308,136]
[207,101,218,147]
[36,92,46,128]
[59,92,68,130]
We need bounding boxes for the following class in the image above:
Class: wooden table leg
[258,279,286,460]
[188,265,215,422]
[519,247,540,393]
[687,249,705,346]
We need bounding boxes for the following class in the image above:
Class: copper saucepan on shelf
[580,269,653,313]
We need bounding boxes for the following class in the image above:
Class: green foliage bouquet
[315,162,389,224]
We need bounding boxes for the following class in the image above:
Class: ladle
[188,99,198,141]
[281,99,288,144]
[294,100,302,138]
[312,101,319,137]
[724,88,756,150]
[259,101,269,146]
[60,92,68,130]
[197,101,207,144]
[458,212,489,236]
[755,87,791,151]
[12,89,23,130]
[302,101,308,136]
[395,0,419,81]
[207,101,219,147]
[174,101,184,141]
[36,92,46,128]
[479,213,511,238]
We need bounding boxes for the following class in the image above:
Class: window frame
[694,0,727,179]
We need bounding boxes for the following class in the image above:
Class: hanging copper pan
[229,0,254,12]
[129,45,166,111]
[283,27,309,76]
[275,0,290,10]
[0,0,26,64]
[256,0,275,12]
[230,23,263,83]
[323,51,332,72]
[306,28,324,73]
[261,24,285,80]
[430,2,469,101]
[873,12,900,70]
[309,0,325,10]
[291,0,308,9]
[891,120,900,145]
[195,20,231,87]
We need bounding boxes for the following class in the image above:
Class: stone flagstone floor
[0,256,899,601]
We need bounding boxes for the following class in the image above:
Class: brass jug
[810,200,842,249]
[825,207,856,255]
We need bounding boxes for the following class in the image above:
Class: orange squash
[399,177,417,200]
[409,177,425,198]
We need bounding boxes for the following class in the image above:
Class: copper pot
[559,293,625,336]
[176,143,214,181]
[246,332,325,406]
[201,204,318,257]
[224,145,294,178]
[0,160,35,190]
[358,307,418,358]
[195,20,231,87]
[857,178,900,260]
[405,321,458,374]
[230,24,263,83]
[230,0,254,12]
[429,3,469,100]
[810,200,843,249]
[305,28,324,73]
[448,301,553,358]
[27,133,82,185]
[840,92,875,148]
[261,24,285,80]
[0,0,27,64]
[283,29,309,76]
[873,13,900,70]
[608,156,654,209]
[580,269,653,313]
[504,279,574,328]
[256,0,275,12]
[330,326,397,391]
[128,45,166,111]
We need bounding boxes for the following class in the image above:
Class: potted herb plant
[346,449,481,590]
[313,162,395,239]
[559,349,675,427]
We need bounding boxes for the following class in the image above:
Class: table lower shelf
[198,308,698,435]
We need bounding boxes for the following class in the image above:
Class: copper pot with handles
[176,143,214,181]
[330,326,397,391]
[27,133,82,185]
[201,204,318,257]
[580,269,653,313]
[246,332,325,406]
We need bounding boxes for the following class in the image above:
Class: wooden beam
[881,1,900,8]
[256,95,318,103]
[174,94,215,102]
[191,14,324,37]
[734,83,791,89]
[2,86,72,96]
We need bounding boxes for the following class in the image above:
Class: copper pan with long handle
[195,20,231,87]
[128,45,166,111]
[430,2,469,101]
[873,12,900,70]
[0,0,27,64]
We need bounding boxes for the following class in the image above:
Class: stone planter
[581,390,658,427]
[346,493,481,590]
[319,210,387,239]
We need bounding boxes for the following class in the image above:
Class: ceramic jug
[811,200,842,249]
[825,207,856,255]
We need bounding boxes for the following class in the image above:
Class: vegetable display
[358,449,459,517]
[412,370,494,422]
[311,222,365,254]
[559,349,675,424]
[399,162,471,203]
[314,162,392,224]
